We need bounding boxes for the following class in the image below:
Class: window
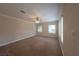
[37,25,42,32]
[48,25,56,33]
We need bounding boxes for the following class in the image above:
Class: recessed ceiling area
[0,3,62,22]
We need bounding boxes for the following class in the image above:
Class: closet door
[63,4,79,56]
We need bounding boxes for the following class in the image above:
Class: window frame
[48,24,56,33]
[37,24,43,33]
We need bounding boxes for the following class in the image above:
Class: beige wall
[37,21,58,37]
[0,14,36,46]
[63,4,79,55]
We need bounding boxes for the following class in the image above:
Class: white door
[63,4,79,55]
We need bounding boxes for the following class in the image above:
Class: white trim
[58,38,64,55]
[0,33,36,47]
[58,17,64,55]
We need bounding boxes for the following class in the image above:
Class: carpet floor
[0,36,63,56]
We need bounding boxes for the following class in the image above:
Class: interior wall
[63,4,79,55]
[37,21,58,37]
[0,14,36,46]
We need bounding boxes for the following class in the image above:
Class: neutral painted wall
[63,4,79,55]
[0,14,36,46]
[37,21,58,37]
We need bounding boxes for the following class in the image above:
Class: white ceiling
[0,3,62,22]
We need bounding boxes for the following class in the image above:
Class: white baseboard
[58,38,64,55]
[0,33,36,47]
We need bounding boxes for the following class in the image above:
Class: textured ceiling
[0,3,63,22]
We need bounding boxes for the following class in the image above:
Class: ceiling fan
[20,10,41,23]
[27,16,41,23]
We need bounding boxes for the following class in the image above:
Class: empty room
[0,3,79,56]
[0,3,63,56]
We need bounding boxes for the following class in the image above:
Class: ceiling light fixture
[35,17,40,23]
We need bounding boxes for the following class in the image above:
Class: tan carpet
[0,36,63,56]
